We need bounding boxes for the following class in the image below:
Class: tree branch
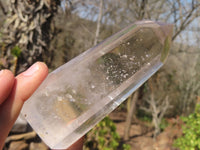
[94,0,104,45]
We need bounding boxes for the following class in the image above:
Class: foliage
[11,46,21,57]
[137,109,169,131]
[84,116,130,150]
[122,143,131,150]
[173,104,200,150]
[159,118,169,132]
[137,109,152,123]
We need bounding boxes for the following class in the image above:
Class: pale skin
[0,62,83,150]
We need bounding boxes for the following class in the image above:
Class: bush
[173,104,200,150]
[84,116,130,150]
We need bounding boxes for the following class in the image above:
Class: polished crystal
[21,20,173,149]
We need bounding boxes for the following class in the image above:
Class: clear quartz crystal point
[21,20,173,149]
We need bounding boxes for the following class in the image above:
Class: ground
[4,110,183,150]
[109,110,183,150]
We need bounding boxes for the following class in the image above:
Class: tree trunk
[124,90,139,140]
[0,0,60,74]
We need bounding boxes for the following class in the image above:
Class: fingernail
[0,70,4,76]
[23,63,40,76]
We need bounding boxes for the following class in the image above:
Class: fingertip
[0,69,15,78]
[21,62,48,77]
[33,62,49,79]
[0,69,15,105]
[15,62,48,102]
[38,62,49,77]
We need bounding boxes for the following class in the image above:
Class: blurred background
[0,0,200,149]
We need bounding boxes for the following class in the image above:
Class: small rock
[30,142,49,150]
[9,141,28,150]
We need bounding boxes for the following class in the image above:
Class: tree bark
[0,1,7,15]
[0,0,60,74]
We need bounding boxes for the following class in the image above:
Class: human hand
[0,62,83,150]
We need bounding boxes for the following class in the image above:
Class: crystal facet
[21,20,173,149]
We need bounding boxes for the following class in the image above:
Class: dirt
[109,111,182,150]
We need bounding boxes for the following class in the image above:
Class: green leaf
[11,46,21,57]
[173,104,200,150]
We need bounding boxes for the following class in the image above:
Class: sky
[60,0,200,47]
